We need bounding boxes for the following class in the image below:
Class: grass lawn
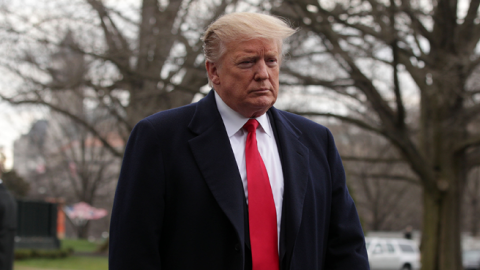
[14,239,108,270]
[14,255,108,270]
[60,239,102,253]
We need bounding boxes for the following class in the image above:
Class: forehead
[225,39,279,58]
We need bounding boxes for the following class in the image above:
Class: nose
[254,60,269,81]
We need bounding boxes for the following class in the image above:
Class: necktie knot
[243,119,259,133]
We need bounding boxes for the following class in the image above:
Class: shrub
[15,248,74,260]
[14,249,33,260]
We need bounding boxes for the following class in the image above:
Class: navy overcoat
[109,90,369,270]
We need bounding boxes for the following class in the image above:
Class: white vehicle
[365,237,421,270]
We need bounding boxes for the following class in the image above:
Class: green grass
[60,239,101,253]
[14,239,108,270]
[14,255,108,270]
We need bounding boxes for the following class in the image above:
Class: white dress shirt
[214,91,284,240]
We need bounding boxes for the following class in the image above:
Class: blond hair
[202,12,297,63]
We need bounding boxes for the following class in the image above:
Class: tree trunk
[420,162,464,270]
[421,190,461,269]
[76,221,91,239]
[470,169,480,236]
[472,196,479,236]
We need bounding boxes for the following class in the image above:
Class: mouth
[250,88,271,94]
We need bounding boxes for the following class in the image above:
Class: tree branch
[350,172,420,185]
[455,135,480,153]
[458,0,480,43]
[341,155,406,163]
[459,102,480,123]
[389,0,406,128]
[0,94,123,158]
[287,110,384,135]
[281,68,354,89]
[467,148,480,170]
[86,0,131,69]
[400,1,434,44]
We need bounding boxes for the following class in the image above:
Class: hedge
[15,248,74,260]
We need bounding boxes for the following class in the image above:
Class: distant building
[13,115,123,238]
[13,120,49,199]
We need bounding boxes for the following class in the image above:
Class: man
[0,156,17,270]
[109,12,369,270]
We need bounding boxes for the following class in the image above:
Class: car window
[464,250,480,260]
[399,243,415,253]
[373,244,383,254]
[386,243,395,253]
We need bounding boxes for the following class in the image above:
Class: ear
[206,61,221,85]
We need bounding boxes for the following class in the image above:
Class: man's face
[206,38,280,118]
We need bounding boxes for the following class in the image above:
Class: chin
[248,103,274,117]
[253,96,276,106]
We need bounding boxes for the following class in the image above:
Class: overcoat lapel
[187,91,246,263]
[268,108,310,268]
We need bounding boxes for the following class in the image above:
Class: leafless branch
[288,110,384,135]
[341,155,406,163]
[0,93,123,158]
[455,135,480,154]
[350,172,420,185]
[467,148,480,170]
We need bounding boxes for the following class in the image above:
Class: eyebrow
[235,51,279,60]
[264,52,278,58]
[241,48,278,54]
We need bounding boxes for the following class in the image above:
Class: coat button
[234,243,241,252]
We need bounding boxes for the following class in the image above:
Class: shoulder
[271,108,340,161]
[142,102,197,128]
[273,108,332,139]
[134,102,197,132]
[126,102,198,148]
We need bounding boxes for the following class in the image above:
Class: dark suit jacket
[109,90,369,270]
[0,183,17,270]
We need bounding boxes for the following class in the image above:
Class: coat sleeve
[109,119,165,270]
[323,129,370,270]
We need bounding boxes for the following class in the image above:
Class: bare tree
[463,167,480,237]
[331,123,422,232]
[45,113,121,238]
[0,0,234,158]
[273,0,480,269]
[8,28,122,238]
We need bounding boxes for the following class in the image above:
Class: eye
[266,58,278,66]
[238,60,255,68]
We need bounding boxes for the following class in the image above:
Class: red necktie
[243,119,279,270]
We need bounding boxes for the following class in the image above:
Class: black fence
[15,200,60,249]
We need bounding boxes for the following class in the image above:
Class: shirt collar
[214,90,273,138]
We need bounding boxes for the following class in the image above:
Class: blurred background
[0,0,479,269]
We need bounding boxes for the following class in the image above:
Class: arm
[109,119,165,270]
[324,129,370,270]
